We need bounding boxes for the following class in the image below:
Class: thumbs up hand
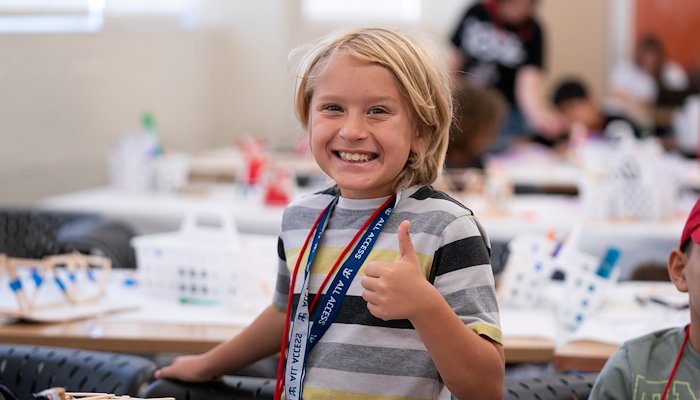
[361,220,437,321]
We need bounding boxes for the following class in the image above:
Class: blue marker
[596,248,621,279]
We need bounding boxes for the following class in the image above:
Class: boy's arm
[362,220,503,399]
[155,304,286,381]
[409,287,504,399]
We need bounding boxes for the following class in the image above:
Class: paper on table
[500,308,559,341]
[107,284,269,327]
[567,282,689,345]
[11,294,139,323]
[568,306,689,345]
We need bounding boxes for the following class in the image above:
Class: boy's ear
[410,126,428,155]
[668,248,689,293]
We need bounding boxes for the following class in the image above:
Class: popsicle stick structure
[0,251,111,318]
[66,394,173,400]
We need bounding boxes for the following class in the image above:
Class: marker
[595,248,621,279]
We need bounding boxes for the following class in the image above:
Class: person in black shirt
[450,0,564,149]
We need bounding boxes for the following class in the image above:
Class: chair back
[0,344,155,398]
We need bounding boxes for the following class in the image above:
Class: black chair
[56,218,137,269]
[0,344,156,398]
[0,209,136,268]
[146,373,598,400]
[143,376,275,400]
[503,373,598,400]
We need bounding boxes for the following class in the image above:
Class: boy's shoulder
[280,186,337,231]
[286,186,338,210]
[619,326,686,359]
[402,185,474,217]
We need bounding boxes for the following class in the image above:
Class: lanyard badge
[282,194,396,400]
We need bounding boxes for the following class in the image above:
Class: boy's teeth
[339,152,371,162]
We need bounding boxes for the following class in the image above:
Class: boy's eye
[323,104,343,112]
[369,107,388,115]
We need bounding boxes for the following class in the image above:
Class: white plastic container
[498,233,557,308]
[132,208,277,306]
[556,249,619,330]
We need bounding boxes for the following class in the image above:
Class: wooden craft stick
[4,257,30,314]
[65,394,174,400]
[1,252,112,319]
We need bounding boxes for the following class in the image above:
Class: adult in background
[450,0,564,150]
[607,34,690,134]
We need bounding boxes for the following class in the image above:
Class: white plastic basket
[131,207,277,306]
[556,249,620,330]
[498,232,557,308]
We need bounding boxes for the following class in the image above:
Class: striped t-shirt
[273,185,501,400]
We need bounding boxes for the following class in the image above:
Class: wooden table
[0,315,555,364]
[553,340,619,372]
[0,316,242,354]
[502,336,555,364]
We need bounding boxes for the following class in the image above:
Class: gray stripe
[444,285,500,317]
[274,264,290,295]
[321,323,426,351]
[282,205,327,231]
[400,194,473,218]
[305,368,439,398]
[308,342,438,379]
[283,208,459,239]
[282,229,441,261]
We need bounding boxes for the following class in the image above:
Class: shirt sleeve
[271,236,291,311]
[588,346,632,400]
[523,21,544,68]
[429,214,501,343]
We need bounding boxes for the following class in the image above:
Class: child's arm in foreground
[362,220,504,400]
[155,305,286,381]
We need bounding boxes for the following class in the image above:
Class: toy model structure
[0,251,111,318]
[34,389,173,400]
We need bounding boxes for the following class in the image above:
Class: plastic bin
[131,208,276,306]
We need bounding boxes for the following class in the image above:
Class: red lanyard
[661,324,690,400]
[273,195,396,400]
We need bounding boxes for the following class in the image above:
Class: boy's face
[308,55,416,199]
[558,99,599,130]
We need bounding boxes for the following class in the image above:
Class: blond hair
[293,27,453,189]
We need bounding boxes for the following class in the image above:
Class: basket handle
[180,206,240,238]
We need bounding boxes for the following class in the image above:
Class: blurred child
[155,28,504,399]
[552,78,643,139]
[446,81,506,169]
[590,197,700,399]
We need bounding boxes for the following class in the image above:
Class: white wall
[0,31,226,204]
[0,0,625,206]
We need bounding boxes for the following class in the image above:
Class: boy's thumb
[397,220,418,263]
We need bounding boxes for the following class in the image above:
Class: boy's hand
[361,220,437,321]
[154,354,221,382]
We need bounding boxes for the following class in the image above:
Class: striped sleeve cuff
[468,322,502,344]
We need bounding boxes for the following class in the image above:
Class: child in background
[155,28,504,399]
[446,81,506,170]
[551,78,644,140]
[590,197,700,399]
